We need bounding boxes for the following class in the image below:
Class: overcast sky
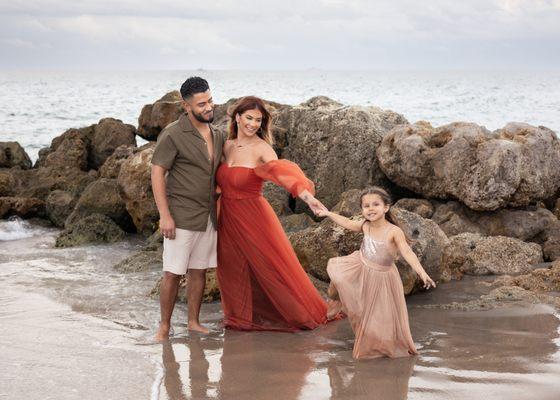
[1,0,559,70]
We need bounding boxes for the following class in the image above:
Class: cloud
[0,0,559,69]
[1,38,35,48]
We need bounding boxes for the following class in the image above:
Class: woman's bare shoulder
[256,139,277,162]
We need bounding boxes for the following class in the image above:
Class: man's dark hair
[180,77,210,100]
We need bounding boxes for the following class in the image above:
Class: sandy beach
[1,221,559,400]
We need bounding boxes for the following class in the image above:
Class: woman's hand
[307,197,328,216]
[299,190,328,216]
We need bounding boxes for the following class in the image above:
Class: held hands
[419,272,436,290]
[308,197,328,216]
[160,215,176,240]
[299,190,328,216]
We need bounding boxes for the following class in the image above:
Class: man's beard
[192,110,214,123]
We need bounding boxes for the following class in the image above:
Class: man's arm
[151,164,176,240]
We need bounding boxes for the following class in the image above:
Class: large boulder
[331,189,362,217]
[36,118,136,171]
[389,208,451,287]
[0,142,32,169]
[276,97,408,209]
[38,127,93,170]
[65,178,135,232]
[117,144,158,234]
[89,118,136,170]
[432,201,560,261]
[137,91,183,141]
[0,170,17,197]
[13,166,96,201]
[45,190,77,227]
[377,122,560,211]
[0,197,45,218]
[441,233,543,276]
[99,145,135,179]
[394,198,434,219]
[55,213,125,247]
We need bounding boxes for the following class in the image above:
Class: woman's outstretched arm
[257,143,327,214]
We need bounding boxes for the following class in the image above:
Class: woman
[216,96,328,331]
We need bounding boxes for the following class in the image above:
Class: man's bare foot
[188,321,210,334]
[154,323,171,341]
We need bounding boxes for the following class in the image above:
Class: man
[151,77,224,339]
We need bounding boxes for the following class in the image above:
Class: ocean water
[0,69,559,162]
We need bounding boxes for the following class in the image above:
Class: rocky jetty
[3,92,559,307]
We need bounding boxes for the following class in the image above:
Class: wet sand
[2,221,560,400]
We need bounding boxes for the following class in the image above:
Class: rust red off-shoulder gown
[216,160,328,331]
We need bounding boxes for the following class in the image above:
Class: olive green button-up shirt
[151,113,224,231]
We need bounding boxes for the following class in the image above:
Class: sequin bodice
[360,228,395,267]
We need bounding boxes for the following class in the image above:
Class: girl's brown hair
[360,186,413,243]
[228,96,274,145]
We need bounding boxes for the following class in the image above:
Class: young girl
[317,186,436,360]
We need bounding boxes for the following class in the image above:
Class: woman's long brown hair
[228,96,274,145]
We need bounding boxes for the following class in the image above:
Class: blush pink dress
[327,223,418,359]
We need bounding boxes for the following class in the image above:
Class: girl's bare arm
[392,228,436,289]
[317,210,363,232]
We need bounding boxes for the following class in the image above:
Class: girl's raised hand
[315,208,330,218]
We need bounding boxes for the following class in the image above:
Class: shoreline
[2,228,560,399]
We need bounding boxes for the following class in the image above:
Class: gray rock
[0,170,16,197]
[117,144,158,234]
[432,201,560,261]
[137,91,183,141]
[14,166,96,201]
[89,118,137,170]
[99,145,135,179]
[0,197,45,219]
[442,233,543,276]
[113,250,163,273]
[55,213,125,248]
[263,182,292,216]
[394,198,434,218]
[280,213,316,233]
[377,121,560,211]
[390,207,451,288]
[0,142,32,169]
[66,178,135,232]
[39,127,92,170]
[277,96,408,209]
[331,189,362,217]
[45,190,77,227]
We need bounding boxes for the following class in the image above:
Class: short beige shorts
[162,218,217,275]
